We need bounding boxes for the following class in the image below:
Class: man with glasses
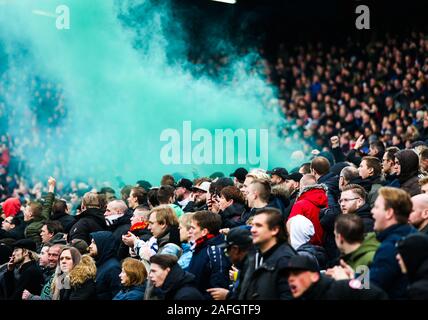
[207,227,253,300]
[382,146,400,187]
[0,216,24,240]
[339,184,374,233]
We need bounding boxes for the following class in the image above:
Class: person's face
[148,213,165,238]
[39,246,50,267]
[288,270,319,298]
[396,254,408,274]
[127,191,138,209]
[175,187,186,201]
[131,210,146,225]
[218,195,232,211]
[420,159,428,172]
[240,177,254,196]
[194,189,207,204]
[382,156,394,175]
[47,246,61,268]
[149,263,170,288]
[23,206,32,222]
[358,160,372,179]
[371,195,389,232]
[119,268,129,286]
[394,158,401,176]
[409,198,427,229]
[12,248,26,265]
[59,250,74,273]
[40,225,53,244]
[226,245,243,265]
[368,145,378,157]
[179,222,190,242]
[270,175,283,186]
[88,239,98,257]
[104,202,116,216]
[422,184,428,194]
[284,180,298,194]
[189,220,207,242]
[339,190,362,214]
[1,217,14,231]
[251,213,277,246]
[246,184,257,208]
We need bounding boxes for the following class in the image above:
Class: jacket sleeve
[331,146,346,163]
[346,149,363,167]
[42,192,55,221]
[369,242,401,291]
[208,246,231,290]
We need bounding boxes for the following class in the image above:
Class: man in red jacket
[287,174,327,249]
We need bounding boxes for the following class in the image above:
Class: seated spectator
[113,258,147,300]
[149,254,204,300]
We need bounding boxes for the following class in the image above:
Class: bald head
[105,200,128,216]
[409,194,428,231]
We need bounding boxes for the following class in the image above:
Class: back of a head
[334,214,365,244]
[157,185,175,204]
[420,148,428,161]
[340,166,359,183]
[82,192,101,209]
[121,257,147,286]
[370,141,385,159]
[220,186,245,205]
[300,174,317,189]
[311,157,330,177]
[52,199,67,216]
[131,187,148,206]
[121,185,133,201]
[160,174,175,187]
[192,210,222,235]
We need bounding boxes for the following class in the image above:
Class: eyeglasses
[338,198,360,204]
[3,220,12,224]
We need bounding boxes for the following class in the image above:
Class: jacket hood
[162,264,196,293]
[2,198,21,217]
[296,184,328,208]
[396,233,428,282]
[78,208,107,228]
[90,231,118,266]
[271,185,290,203]
[396,149,419,184]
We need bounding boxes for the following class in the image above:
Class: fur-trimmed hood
[296,184,328,208]
[70,255,97,287]
[271,184,291,202]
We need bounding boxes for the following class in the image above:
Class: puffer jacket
[68,208,107,245]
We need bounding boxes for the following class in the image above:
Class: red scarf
[130,221,149,232]
[194,233,216,252]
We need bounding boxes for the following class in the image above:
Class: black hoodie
[68,208,107,244]
[160,264,204,300]
[395,149,421,196]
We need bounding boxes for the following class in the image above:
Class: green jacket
[342,232,380,270]
[24,192,55,245]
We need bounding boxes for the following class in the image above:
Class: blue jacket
[113,283,146,300]
[370,223,417,299]
[178,243,193,271]
[90,231,122,300]
[187,234,230,299]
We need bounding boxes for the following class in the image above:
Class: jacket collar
[296,183,328,199]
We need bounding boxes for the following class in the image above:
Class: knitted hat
[2,198,21,218]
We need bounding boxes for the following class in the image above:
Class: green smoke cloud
[0,0,307,186]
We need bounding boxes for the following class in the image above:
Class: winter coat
[60,255,97,300]
[319,207,341,266]
[370,223,417,299]
[107,212,132,245]
[354,203,374,233]
[268,193,290,219]
[90,231,122,300]
[396,149,421,196]
[24,192,54,245]
[241,242,297,300]
[51,211,76,234]
[283,189,298,221]
[3,260,44,300]
[342,232,380,270]
[187,234,230,299]
[178,242,193,271]
[219,203,246,229]
[0,220,25,240]
[318,172,340,207]
[288,184,328,246]
[160,264,204,300]
[113,284,146,300]
[298,274,388,300]
[68,208,107,244]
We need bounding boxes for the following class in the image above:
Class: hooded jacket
[342,232,380,270]
[90,231,121,300]
[288,184,328,246]
[370,223,417,299]
[160,264,204,300]
[395,149,421,196]
[219,202,246,229]
[354,203,375,233]
[396,233,428,299]
[68,208,107,245]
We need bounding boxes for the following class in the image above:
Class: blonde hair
[179,213,194,230]
[246,169,270,180]
[149,205,179,226]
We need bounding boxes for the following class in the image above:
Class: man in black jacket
[241,208,297,300]
[68,192,107,245]
[285,255,387,300]
[3,239,44,300]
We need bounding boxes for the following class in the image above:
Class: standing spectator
[217,186,246,229]
[177,213,194,271]
[104,200,130,244]
[50,199,76,234]
[369,187,417,299]
[3,239,44,300]
[282,172,303,220]
[68,192,107,245]
[174,178,193,210]
[396,233,428,299]
[0,215,24,240]
[357,156,384,207]
[113,258,147,300]
[242,179,270,224]
[149,254,204,300]
[242,208,296,300]
[267,167,289,186]
[88,231,121,300]
[229,167,248,189]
